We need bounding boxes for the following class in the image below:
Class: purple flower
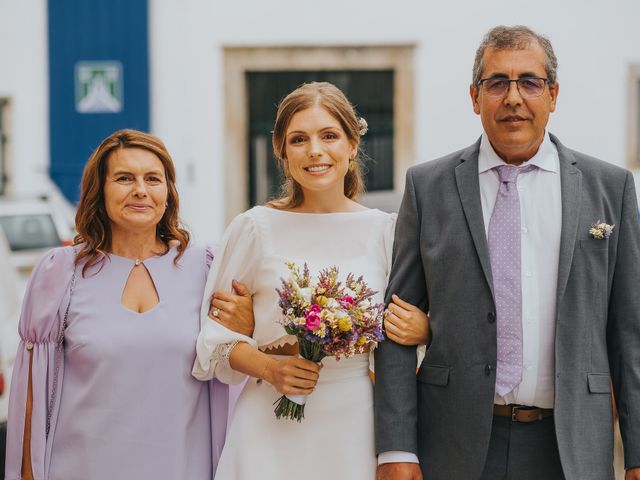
[305,304,322,330]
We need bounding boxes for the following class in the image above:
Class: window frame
[223,45,415,223]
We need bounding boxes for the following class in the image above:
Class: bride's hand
[263,357,322,396]
[209,280,255,337]
[384,294,431,346]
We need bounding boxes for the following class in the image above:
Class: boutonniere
[589,221,615,240]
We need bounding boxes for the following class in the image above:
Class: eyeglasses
[477,77,549,99]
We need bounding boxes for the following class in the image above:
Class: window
[0,214,61,251]
[247,70,394,205]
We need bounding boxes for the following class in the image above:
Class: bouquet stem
[273,337,326,422]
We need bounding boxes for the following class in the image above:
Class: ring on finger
[211,307,220,318]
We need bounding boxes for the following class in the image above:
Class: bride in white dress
[192,82,429,480]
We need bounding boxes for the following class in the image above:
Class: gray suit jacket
[374,134,640,480]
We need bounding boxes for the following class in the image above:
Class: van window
[0,214,61,251]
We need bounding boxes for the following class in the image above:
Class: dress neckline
[107,245,176,265]
[255,205,382,217]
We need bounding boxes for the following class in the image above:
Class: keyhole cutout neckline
[118,258,161,315]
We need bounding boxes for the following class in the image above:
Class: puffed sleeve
[204,245,214,272]
[192,211,262,384]
[5,247,75,480]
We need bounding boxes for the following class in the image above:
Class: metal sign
[75,61,123,113]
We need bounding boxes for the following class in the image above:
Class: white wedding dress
[193,206,395,480]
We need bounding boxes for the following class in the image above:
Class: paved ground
[614,420,625,479]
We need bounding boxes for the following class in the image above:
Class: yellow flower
[338,317,353,332]
[356,336,367,346]
[316,295,328,307]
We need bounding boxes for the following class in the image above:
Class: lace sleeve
[213,341,240,376]
[194,316,255,384]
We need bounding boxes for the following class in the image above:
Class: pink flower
[305,305,322,330]
[340,296,355,307]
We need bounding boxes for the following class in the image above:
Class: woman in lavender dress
[5,130,253,480]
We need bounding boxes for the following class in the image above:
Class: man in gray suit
[375,25,640,480]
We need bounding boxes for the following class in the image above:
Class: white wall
[4,1,639,244]
[0,0,50,195]
[150,0,640,242]
[150,1,224,245]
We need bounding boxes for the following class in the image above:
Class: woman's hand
[384,294,431,346]
[263,356,322,396]
[208,280,255,337]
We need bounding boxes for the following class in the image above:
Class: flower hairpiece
[589,221,615,240]
[358,117,368,136]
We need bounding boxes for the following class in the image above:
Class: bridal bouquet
[274,261,385,421]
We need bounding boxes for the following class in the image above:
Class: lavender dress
[5,245,228,480]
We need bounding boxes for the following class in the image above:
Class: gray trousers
[479,415,565,480]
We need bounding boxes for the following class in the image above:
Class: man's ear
[549,82,559,113]
[470,84,481,115]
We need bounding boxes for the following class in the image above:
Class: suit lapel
[455,139,495,298]
[551,134,582,303]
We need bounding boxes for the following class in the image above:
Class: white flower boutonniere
[589,221,615,240]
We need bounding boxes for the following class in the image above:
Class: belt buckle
[510,405,521,422]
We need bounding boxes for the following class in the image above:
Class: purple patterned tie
[488,164,536,396]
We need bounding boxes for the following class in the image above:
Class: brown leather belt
[493,404,553,423]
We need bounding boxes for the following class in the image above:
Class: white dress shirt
[379,132,562,465]
[479,131,561,408]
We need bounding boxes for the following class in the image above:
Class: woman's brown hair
[73,129,190,274]
[269,82,365,209]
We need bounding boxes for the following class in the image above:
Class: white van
[0,193,75,285]
[0,189,75,473]
[0,228,22,474]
